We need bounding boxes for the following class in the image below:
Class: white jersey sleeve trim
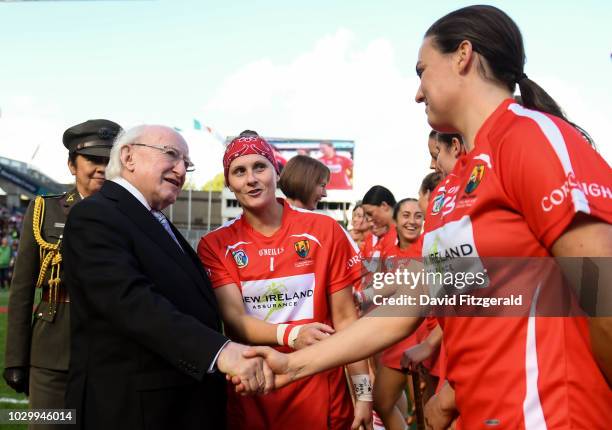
[522,282,548,430]
[224,241,253,258]
[288,202,360,253]
[211,214,242,233]
[507,103,590,215]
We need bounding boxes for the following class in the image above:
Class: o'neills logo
[258,247,284,257]
[541,173,612,212]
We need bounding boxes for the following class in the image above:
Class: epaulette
[40,193,65,200]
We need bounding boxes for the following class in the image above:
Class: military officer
[3,119,121,428]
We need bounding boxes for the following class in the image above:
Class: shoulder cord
[32,197,62,313]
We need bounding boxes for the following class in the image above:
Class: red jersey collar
[473,98,515,151]
[239,198,292,240]
[454,98,515,171]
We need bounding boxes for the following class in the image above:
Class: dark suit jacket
[62,180,228,430]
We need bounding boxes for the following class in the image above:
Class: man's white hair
[105,125,149,180]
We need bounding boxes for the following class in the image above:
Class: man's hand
[423,382,457,430]
[216,342,273,395]
[293,323,334,350]
[231,346,294,394]
[3,367,29,395]
[401,341,434,372]
[351,400,373,430]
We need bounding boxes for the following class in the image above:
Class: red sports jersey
[361,231,379,260]
[198,199,362,430]
[379,237,432,370]
[319,155,353,189]
[422,99,612,428]
[360,228,396,291]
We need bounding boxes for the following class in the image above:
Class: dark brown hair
[435,132,463,149]
[68,153,108,166]
[362,185,396,207]
[393,198,418,220]
[419,172,443,194]
[279,155,330,205]
[239,130,259,137]
[426,5,594,145]
[426,5,564,118]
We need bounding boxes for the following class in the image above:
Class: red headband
[223,135,279,183]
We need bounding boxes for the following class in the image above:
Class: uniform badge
[294,240,310,258]
[66,193,75,203]
[232,250,249,268]
[431,191,445,215]
[465,165,485,194]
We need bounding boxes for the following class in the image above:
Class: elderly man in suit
[62,125,272,430]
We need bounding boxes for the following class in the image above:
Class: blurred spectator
[9,240,19,281]
[318,141,353,189]
[349,203,370,250]
[0,236,11,288]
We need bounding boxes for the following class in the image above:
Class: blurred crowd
[0,204,23,289]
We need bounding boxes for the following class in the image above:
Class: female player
[433,133,464,177]
[417,172,443,214]
[359,186,397,292]
[350,203,370,250]
[374,198,426,430]
[198,132,372,430]
[278,155,329,210]
[427,130,439,171]
[241,5,612,429]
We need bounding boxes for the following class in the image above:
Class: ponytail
[426,5,595,146]
[517,77,595,146]
[517,76,565,120]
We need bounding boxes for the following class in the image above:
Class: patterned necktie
[151,210,183,252]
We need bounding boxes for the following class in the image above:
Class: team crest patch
[294,240,310,258]
[431,191,445,215]
[465,164,485,194]
[232,250,249,268]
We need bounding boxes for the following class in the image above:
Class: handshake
[216,342,291,395]
[214,322,334,395]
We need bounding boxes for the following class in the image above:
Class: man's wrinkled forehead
[142,126,189,153]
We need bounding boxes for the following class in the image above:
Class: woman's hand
[293,322,334,349]
[401,341,434,372]
[351,400,373,430]
[424,382,457,430]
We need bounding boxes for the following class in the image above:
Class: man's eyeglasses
[131,143,195,172]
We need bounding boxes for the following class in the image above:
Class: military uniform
[3,119,121,430]
[5,190,80,402]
